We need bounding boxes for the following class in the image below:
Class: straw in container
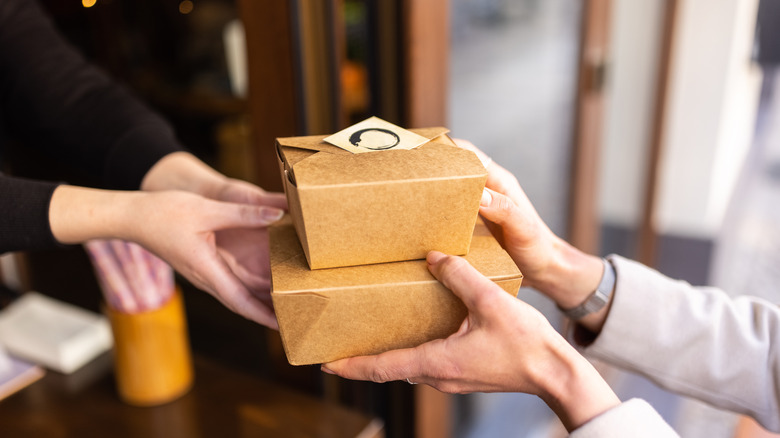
[84,239,192,406]
[85,240,174,313]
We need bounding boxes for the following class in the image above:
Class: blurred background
[2,0,779,437]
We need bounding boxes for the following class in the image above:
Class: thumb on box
[426,251,506,316]
[478,188,524,231]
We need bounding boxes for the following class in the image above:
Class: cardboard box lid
[270,216,522,294]
[277,128,486,188]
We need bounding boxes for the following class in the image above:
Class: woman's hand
[208,176,287,210]
[454,139,607,329]
[454,138,564,287]
[203,177,287,306]
[140,151,286,207]
[323,251,620,432]
[139,151,288,318]
[49,185,284,328]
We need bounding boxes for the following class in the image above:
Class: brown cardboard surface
[276,127,487,269]
[270,216,523,366]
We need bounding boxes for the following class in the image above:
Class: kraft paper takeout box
[270,216,523,366]
[276,127,488,270]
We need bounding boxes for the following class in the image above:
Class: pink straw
[85,240,174,313]
[85,240,139,313]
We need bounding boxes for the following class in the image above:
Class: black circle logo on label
[349,128,401,150]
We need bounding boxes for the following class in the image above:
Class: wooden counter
[0,352,383,438]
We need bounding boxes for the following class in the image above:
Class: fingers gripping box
[275,126,488,270]
[270,216,523,366]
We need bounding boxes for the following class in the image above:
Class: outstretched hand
[322,251,620,431]
[454,138,560,288]
[49,186,285,328]
[454,139,604,316]
[209,176,288,209]
[127,190,284,328]
[323,251,558,393]
[138,151,288,326]
[208,177,287,310]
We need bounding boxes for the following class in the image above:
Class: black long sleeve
[0,176,59,252]
[0,0,185,253]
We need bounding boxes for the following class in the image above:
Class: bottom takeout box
[270,216,523,366]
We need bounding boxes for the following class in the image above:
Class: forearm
[534,335,677,436]
[534,338,621,432]
[583,255,780,432]
[48,185,144,244]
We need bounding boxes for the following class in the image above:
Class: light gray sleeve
[580,255,780,432]
[569,399,678,438]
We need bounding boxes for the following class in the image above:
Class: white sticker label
[323,117,429,154]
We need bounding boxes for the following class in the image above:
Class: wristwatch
[559,258,616,320]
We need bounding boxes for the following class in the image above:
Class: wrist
[536,340,620,431]
[532,238,603,309]
[558,258,615,320]
[141,151,227,198]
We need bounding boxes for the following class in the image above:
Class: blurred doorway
[448,1,587,436]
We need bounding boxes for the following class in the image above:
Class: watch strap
[559,258,615,320]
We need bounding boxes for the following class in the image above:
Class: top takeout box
[276,123,488,270]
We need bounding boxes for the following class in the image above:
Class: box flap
[277,135,351,156]
[408,126,451,140]
[270,216,522,294]
[272,292,330,357]
[276,127,478,188]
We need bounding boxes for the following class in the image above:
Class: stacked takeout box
[270,117,523,365]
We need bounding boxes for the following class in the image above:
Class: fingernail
[321,365,335,375]
[262,208,284,222]
[427,251,446,265]
[480,188,492,207]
